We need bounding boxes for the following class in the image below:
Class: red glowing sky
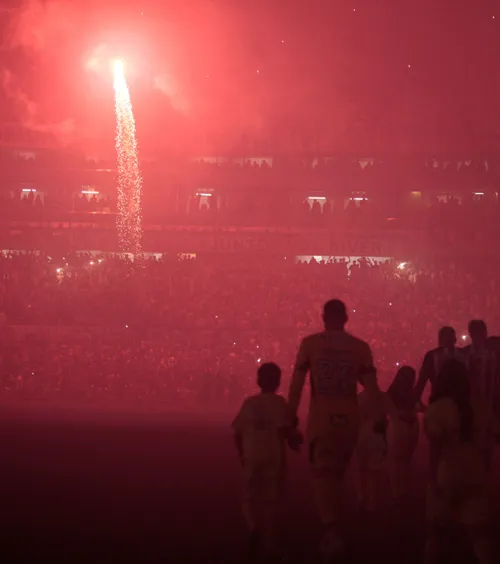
[0,0,499,156]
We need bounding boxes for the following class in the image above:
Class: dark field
[0,408,497,564]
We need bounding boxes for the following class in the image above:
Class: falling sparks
[113,59,143,257]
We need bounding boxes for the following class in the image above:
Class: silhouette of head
[393,365,417,388]
[468,320,487,348]
[257,362,281,393]
[438,326,456,349]
[323,299,348,329]
[387,366,416,410]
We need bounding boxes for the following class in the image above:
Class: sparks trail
[113,60,143,257]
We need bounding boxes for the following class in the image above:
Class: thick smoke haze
[0,0,275,154]
[0,0,499,154]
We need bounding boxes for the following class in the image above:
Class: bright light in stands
[473,192,484,195]
[56,268,62,274]
[22,189,36,192]
[397,262,407,270]
[82,190,99,195]
[197,193,212,197]
[90,261,95,266]
[309,196,326,201]
[462,334,467,341]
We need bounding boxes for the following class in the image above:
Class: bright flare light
[113,59,125,77]
[113,59,143,256]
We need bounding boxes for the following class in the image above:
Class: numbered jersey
[289,330,374,439]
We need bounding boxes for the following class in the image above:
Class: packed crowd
[1,251,498,411]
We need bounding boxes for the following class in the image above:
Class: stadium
[1,125,497,258]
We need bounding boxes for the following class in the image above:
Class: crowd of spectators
[1,251,498,413]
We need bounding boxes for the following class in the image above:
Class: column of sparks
[113,60,143,257]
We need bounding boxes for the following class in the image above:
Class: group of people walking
[232,300,500,562]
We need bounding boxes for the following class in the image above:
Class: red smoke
[1,0,271,155]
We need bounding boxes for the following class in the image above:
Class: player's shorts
[309,413,359,477]
[426,484,489,528]
[243,461,285,502]
[388,419,419,464]
[481,441,495,472]
[357,432,387,472]
[427,443,490,528]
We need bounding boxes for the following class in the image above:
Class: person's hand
[287,428,304,452]
[416,400,426,413]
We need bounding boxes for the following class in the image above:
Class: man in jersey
[462,321,497,404]
[462,321,498,470]
[424,359,498,564]
[486,336,500,417]
[414,326,461,405]
[288,299,377,559]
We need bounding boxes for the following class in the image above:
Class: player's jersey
[414,346,463,401]
[289,330,374,439]
[232,393,292,470]
[461,345,498,412]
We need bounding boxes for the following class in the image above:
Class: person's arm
[416,400,426,413]
[288,338,310,425]
[231,402,247,464]
[233,433,244,464]
[493,358,500,420]
[279,399,304,451]
[414,351,432,403]
[358,343,377,392]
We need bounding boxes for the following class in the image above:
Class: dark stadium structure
[0,126,498,260]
